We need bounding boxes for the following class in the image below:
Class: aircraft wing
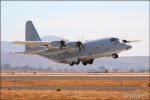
[13,41,42,45]
[13,41,54,48]
[13,41,80,53]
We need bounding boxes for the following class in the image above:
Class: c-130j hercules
[13,21,140,66]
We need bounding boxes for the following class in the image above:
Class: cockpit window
[110,38,119,42]
[110,38,116,42]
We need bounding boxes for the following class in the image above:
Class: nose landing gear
[112,53,118,59]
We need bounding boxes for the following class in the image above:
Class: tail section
[25,21,43,52]
[25,21,41,41]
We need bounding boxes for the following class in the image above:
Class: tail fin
[25,21,42,52]
[25,21,41,41]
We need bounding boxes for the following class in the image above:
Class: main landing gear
[69,59,80,66]
[82,59,93,65]
[69,59,94,66]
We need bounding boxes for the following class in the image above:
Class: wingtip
[11,41,18,44]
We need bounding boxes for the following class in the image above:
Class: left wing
[13,40,83,54]
[13,41,57,49]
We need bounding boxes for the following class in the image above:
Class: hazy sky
[1,1,149,56]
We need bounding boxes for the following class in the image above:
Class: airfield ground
[1,90,149,100]
[1,72,150,100]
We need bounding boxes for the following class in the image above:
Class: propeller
[76,41,84,52]
[60,40,66,48]
[59,33,69,48]
[122,39,141,43]
[73,36,85,52]
[120,34,141,43]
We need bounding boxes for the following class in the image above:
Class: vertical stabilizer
[25,21,43,52]
[25,21,41,41]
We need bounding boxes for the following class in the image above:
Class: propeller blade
[60,40,66,48]
[122,40,141,43]
[127,40,141,42]
[76,41,84,51]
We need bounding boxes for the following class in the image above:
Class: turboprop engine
[44,40,84,52]
[46,40,66,48]
[66,41,84,51]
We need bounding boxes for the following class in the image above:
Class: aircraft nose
[126,45,132,50]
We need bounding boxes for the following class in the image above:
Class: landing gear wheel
[112,54,118,59]
[88,59,93,64]
[69,62,75,66]
[82,61,87,65]
[75,59,80,65]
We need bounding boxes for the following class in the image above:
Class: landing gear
[69,62,75,66]
[82,59,94,66]
[82,61,87,65]
[112,54,118,59]
[75,59,80,65]
[69,59,80,66]
[88,59,93,64]
[69,59,94,66]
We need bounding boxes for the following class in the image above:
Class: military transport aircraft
[13,21,140,66]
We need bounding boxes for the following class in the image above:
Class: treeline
[1,64,110,72]
[1,64,149,73]
[1,64,54,72]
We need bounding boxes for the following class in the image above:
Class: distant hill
[1,35,149,71]
[1,53,149,71]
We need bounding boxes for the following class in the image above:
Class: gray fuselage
[38,37,131,63]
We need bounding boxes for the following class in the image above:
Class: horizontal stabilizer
[13,41,49,46]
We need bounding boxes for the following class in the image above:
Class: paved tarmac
[2,86,148,91]
[1,73,149,91]
[1,75,149,80]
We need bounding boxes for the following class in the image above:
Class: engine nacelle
[50,40,66,48]
[44,41,84,51]
[66,41,84,50]
[66,42,78,48]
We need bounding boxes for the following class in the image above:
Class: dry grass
[1,80,149,87]
[1,90,149,100]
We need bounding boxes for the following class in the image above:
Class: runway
[1,76,149,80]
[1,73,149,80]
[1,73,149,91]
[1,86,148,91]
